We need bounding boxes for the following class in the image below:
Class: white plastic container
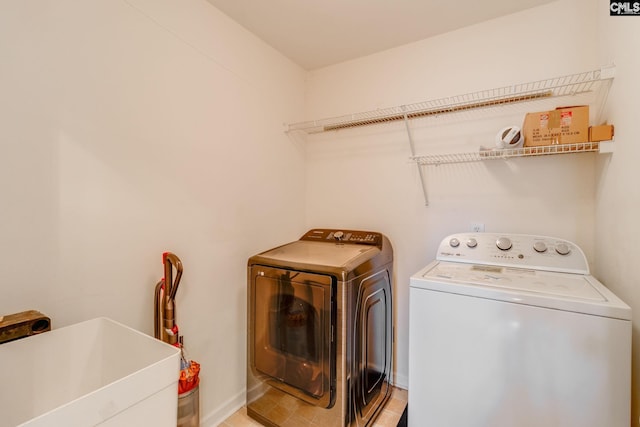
[0,317,180,427]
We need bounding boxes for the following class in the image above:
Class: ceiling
[205,0,557,70]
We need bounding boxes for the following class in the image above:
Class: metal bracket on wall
[403,110,429,206]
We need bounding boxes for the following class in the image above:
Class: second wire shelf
[412,141,614,166]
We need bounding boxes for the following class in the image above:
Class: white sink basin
[0,317,181,427]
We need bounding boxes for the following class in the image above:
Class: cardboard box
[523,106,589,147]
[589,124,614,142]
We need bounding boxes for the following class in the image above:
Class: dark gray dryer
[247,229,394,427]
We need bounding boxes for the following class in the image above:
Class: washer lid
[411,261,631,320]
[257,240,379,268]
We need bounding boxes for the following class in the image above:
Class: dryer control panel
[436,233,589,274]
[300,229,382,247]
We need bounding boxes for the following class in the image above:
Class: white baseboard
[394,373,408,390]
[200,388,245,427]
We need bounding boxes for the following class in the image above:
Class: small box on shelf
[589,124,614,142]
[523,106,590,147]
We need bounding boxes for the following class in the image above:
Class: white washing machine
[408,233,631,427]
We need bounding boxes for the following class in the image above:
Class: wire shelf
[286,66,615,134]
[412,141,610,165]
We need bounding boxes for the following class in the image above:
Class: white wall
[0,0,306,424]
[303,0,601,390]
[596,0,640,423]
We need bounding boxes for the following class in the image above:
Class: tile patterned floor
[220,387,407,427]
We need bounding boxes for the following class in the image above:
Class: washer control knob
[466,238,478,248]
[555,242,571,255]
[333,231,344,241]
[496,237,512,251]
[449,238,460,248]
[533,241,548,253]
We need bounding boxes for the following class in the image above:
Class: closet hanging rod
[323,91,552,132]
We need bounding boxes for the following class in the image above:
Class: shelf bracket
[403,110,429,206]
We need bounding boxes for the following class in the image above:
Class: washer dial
[533,241,548,253]
[496,237,512,251]
[555,243,571,255]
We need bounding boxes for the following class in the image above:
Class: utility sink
[0,317,181,427]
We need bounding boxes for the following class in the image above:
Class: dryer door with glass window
[249,266,335,408]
